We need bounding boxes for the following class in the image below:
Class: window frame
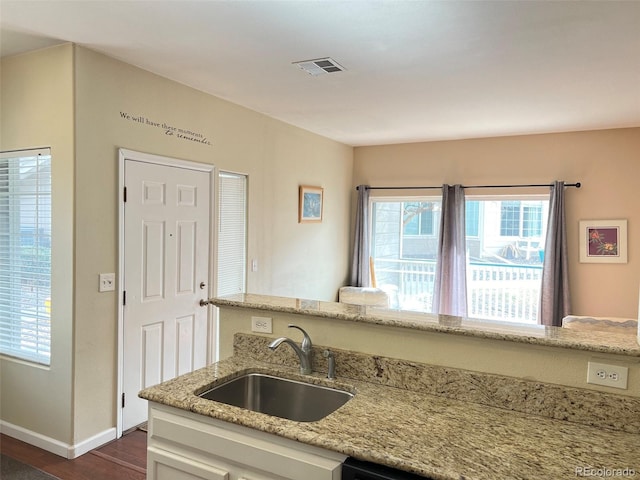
[368,192,549,324]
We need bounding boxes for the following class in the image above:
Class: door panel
[176,314,195,375]
[122,156,212,431]
[143,221,166,300]
[142,322,164,388]
[177,221,196,293]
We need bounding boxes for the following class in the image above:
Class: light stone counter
[211,293,640,357]
[140,335,640,480]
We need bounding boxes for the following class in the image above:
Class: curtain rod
[357,182,581,191]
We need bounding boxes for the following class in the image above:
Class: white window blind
[0,148,52,365]
[216,172,247,296]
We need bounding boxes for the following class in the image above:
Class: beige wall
[1,44,353,450]
[0,45,75,444]
[71,47,352,444]
[354,129,640,319]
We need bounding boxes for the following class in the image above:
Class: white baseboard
[0,420,116,459]
[69,427,117,458]
[0,420,69,457]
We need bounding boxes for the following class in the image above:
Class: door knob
[199,299,210,307]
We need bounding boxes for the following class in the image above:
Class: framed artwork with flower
[579,219,627,263]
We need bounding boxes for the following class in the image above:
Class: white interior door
[121,153,212,432]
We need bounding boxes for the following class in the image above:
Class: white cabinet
[148,447,230,480]
[147,403,346,480]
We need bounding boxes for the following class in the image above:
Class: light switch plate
[99,273,116,292]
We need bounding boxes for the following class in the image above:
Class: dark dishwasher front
[342,457,432,480]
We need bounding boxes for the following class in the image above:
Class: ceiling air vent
[293,57,345,76]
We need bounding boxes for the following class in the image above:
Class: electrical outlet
[587,361,628,389]
[251,316,272,333]
[99,273,115,292]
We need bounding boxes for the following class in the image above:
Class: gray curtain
[350,185,370,287]
[432,184,467,316]
[540,181,571,326]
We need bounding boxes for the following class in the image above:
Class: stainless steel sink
[199,373,353,422]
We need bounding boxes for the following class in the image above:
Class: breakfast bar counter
[211,293,640,357]
[140,347,640,480]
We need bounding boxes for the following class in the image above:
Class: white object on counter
[338,286,389,307]
[562,315,637,333]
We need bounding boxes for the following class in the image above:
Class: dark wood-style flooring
[0,429,147,480]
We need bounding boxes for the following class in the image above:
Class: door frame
[116,148,216,437]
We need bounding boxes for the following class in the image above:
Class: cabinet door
[237,473,286,480]
[148,404,346,480]
[238,477,278,480]
[149,447,230,480]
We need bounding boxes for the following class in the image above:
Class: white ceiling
[2,1,639,146]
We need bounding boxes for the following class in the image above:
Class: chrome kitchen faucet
[268,324,313,375]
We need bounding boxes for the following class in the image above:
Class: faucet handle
[323,349,336,380]
[287,324,312,351]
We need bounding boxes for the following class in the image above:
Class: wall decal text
[119,111,212,146]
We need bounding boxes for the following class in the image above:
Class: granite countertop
[211,293,640,357]
[140,356,640,480]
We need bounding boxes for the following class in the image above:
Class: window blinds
[0,148,52,365]
[216,172,247,296]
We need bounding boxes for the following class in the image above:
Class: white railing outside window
[467,263,541,323]
[0,148,52,364]
[373,258,542,324]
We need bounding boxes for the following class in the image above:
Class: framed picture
[298,185,323,223]
[579,219,627,263]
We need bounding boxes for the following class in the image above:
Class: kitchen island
[140,332,640,479]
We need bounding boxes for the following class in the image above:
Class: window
[370,195,548,323]
[216,172,247,296]
[403,202,437,236]
[500,201,521,236]
[371,198,441,311]
[0,148,52,364]
[465,200,480,237]
[466,198,548,323]
[523,204,543,237]
[500,201,544,237]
